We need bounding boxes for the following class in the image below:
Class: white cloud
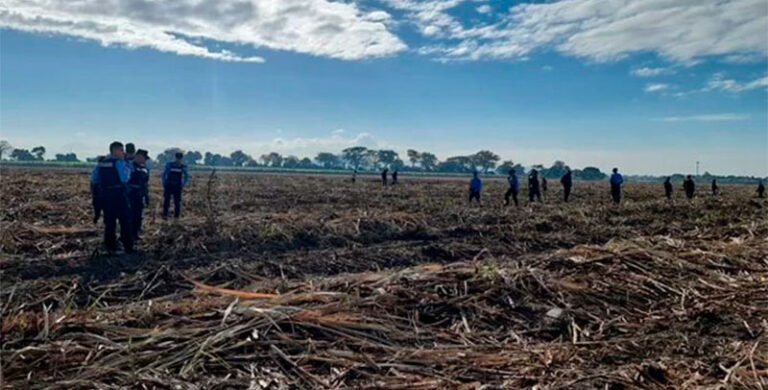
[644,83,670,92]
[476,5,492,15]
[656,113,751,122]
[541,65,554,72]
[706,73,768,92]
[0,0,406,62]
[407,0,768,63]
[631,67,675,77]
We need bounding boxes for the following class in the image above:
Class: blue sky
[1,0,767,175]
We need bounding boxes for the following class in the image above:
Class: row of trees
[0,140,609,180]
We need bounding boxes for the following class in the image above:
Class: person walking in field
[469,171,483,205]
[711,179,719,197]
[560,167,573,202]
[664,177,673,200]
[505,169,520,206]
[381,168,389,186]
[683,175,696,200]
[392,170,398,185]
[541,177,548,199]
[528,169,542,202]
[91,141,134,254]
[610,168,624,204]
[128,150,150,240]
[162,152,190,219]
[758,180,765,198]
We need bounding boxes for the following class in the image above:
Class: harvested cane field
[1,167,767,389]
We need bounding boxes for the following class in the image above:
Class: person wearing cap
[528,169,542,203]
[560,167,573,202]
[609,168,624,204]
[162,152,190,218]
[504,168,520,206]
[468,171,483,204]
[91,141,134,253]
[128,149,151,240]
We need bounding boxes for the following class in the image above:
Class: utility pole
[696,161,700,177]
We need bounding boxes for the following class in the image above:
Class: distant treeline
[1,140,764,183]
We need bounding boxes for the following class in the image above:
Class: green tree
[377,150,399,168]
[419,152,439,171]
[10,149,36,161]
[230,150,252,167]
[470,150,500,173]
[31,146,46,161]
[260,152,283,167]
[54,153,79,162]
[298,157,315,169]
[363,149,380,170]
[156,148,184,165]
[407,149,420,167]
[315,152,341,169]
[282,155,300,169]
[184,151,203,165]
[546,160,567,178]
[341,146,368,170]
[578,166,607,181]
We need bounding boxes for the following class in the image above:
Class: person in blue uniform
[91,142,134,254]
[162,152,190,219]
[128,149,150,240]
[469,171,482,204]
[610,168,624,204]
[504,168,520,206]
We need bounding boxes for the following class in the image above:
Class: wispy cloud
[0,0,406,62]
[645,83,670,93]
[631,67,675,77]
[656,113,751,122]
[476,5,492,15]
[706,73,768,93]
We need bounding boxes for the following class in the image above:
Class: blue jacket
[470,177,483,192]
[610,173,624,186]
[162,161,190,187]
[508,175,520,191]
[91,157,130,185]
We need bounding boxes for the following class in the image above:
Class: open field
[1,167,767,389]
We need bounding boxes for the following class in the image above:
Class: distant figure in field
[560,167,573,202]
[505,169,520,206]
[352,169,357,183]
[664,177,673,200]
[381,168,389,186]
[469,171,483,204]
[162,152,190,219]
[610,168,624,204]
[711,179,720,197]
[758,180,765,198]
[91,142,134,254]
[683,175,696,200]
[541,177,548,198]
[128,150,150,240]
[392,170,398,185]
[528,169,542,202]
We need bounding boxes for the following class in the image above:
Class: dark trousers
[469,190,481,204]
[563,186,572,202]
[102,191,133,252]
[665,190,672,200]
[611,185,622,204]
[685,191,694,199]
[129,194,145,239]
[163,186,182,218]
[529,189,541,202]
[505,188,519,206]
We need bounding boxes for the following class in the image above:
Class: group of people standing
[91,141,190,254]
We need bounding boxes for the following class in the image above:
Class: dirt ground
[1,167,767,389]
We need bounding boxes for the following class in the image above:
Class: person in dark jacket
[392,170,398,185]
[711,179,719,197]
[381,168,389,186]
[528,169,542,202]
[505,169,520,206]
[541,177,548,198]
[128,150,150,240]
[469,172,483,204]
[664,177,673,200]
[683,175,696,200]
[162,152,190,219]
[91,142,134,253]
[560,167,573,202]
[609,168,624,204]
[758,180,765,198]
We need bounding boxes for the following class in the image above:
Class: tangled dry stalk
[1,168,766,389]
